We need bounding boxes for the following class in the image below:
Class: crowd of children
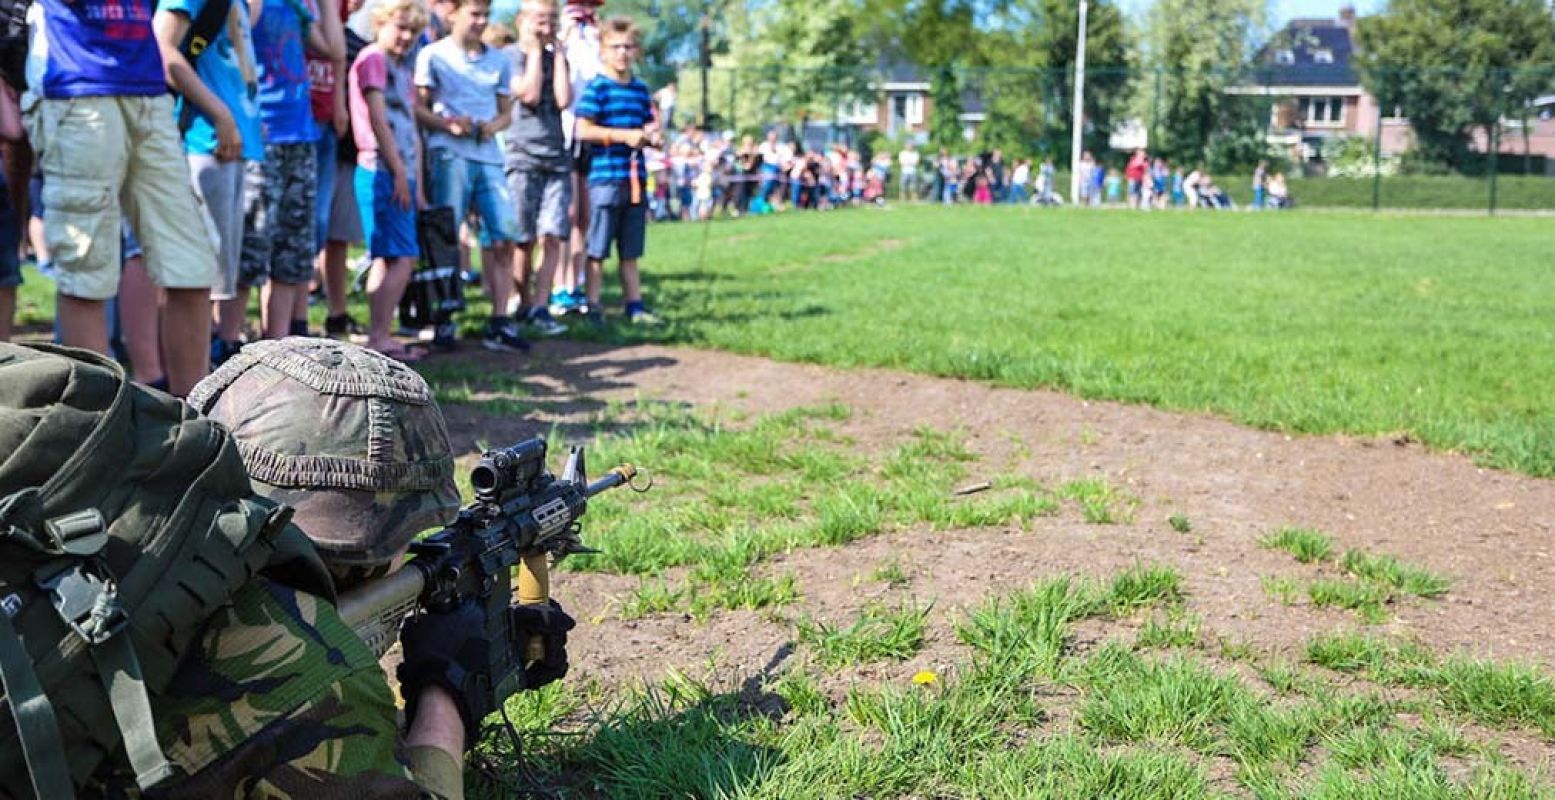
[0,0,663,388]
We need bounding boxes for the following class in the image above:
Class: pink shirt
[349,44,417,170]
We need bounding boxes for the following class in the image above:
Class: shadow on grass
[421,342,697,453]
[473,646,795,799]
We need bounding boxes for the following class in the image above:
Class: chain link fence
[663,64,1555,214]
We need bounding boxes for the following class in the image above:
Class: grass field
[1042,173,1555,211]
[615,206,1555,477]
[459,401,1551,799]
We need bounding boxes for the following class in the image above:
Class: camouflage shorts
[241,142,317,288]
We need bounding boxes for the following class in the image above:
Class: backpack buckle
[39,564,126,646]
[44,509,109,557]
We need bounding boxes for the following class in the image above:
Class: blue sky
[1118,0,1385,28]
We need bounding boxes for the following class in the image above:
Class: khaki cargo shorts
[28,94,218,300]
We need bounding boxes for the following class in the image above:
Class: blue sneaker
[549,288,578,317]
[569,287,588,313]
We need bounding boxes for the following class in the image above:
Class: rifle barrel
[585,465,637,498]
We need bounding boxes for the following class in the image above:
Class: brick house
[1229,6,1555,172]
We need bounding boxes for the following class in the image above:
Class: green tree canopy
[1138,0,1270,169]
[1354,0,1555,171]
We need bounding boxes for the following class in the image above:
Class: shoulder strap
[176,0,234,134]
[180,0,233,63]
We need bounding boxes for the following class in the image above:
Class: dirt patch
[436,341,1555,689]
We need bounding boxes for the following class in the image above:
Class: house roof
[1246,18,1359,88]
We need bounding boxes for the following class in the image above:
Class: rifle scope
[471,439,548,503]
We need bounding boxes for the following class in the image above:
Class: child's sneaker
[482,316,531,352]
[583,308,607,329]
[210,338,243,369]
[524,307,568,337]
[432,320,460,351]
[324,313,365,338]
[549,288,578,317]
[569,287,588,313]
[625,301,663,327]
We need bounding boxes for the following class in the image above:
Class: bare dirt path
[437,341,1555,692]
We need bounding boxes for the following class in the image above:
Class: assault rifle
[337,437,637,697]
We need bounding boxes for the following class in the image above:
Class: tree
[930,65,964,150]
[977,0,1131,160]
[608,0,732,88]
[1354,0,1555,171]
[1138,0,1270,169]
[676,0,874,138]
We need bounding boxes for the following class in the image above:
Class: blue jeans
[1008,185,1028,204]
[313,128,336,251]
[1253,187,1266,209]
[426,149,517,245]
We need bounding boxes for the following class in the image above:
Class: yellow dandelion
[912,670,938,686]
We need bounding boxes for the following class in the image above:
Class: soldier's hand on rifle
[397,599,494,751]
[511,599,575,689]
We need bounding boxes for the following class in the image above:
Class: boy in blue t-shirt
[242,0,337,340]
[572,17,661,325]
[153,0,266,365]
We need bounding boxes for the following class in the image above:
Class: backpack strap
[180,0,233,63]
[0,609,72,800]
[38,561,174,790]
[176,0,236,134]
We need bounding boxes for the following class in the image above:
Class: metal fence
[665,64,1555,214]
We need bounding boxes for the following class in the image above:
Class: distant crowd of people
[627,134,1297,223]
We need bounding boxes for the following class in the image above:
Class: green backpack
[0,343,326,799]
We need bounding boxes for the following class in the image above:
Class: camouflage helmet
[188,337,461,566]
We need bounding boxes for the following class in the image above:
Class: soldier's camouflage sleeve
[147,577,448,799]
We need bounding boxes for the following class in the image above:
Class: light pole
[1069,0,1089,205]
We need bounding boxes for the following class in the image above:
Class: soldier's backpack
[0,343,328,799]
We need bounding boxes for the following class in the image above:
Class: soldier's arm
[404,686,467,800]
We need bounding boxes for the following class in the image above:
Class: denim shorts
[426,149,516,246]
[584,182,646,262]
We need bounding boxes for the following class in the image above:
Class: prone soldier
[0,337,574,798]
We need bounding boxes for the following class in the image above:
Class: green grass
[471,569,1555,800]
[1308,578,1393,624]
[607,207,1555,478]
[1262,527,1335,564]
[796,599,933,668]
[1340,549,1453,599]
[1044,172,1555,211]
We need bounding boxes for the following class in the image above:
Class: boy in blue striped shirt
[573,17,662,325]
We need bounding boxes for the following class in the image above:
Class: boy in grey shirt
[506,0,571,335]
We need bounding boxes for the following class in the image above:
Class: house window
[905,94,924,125]
[1312,48,1334,64]
[1275,49,1295,65]
[1299,96,1345,125]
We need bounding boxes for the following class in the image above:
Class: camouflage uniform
[157,338,466,799]
[148,578,436,799]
